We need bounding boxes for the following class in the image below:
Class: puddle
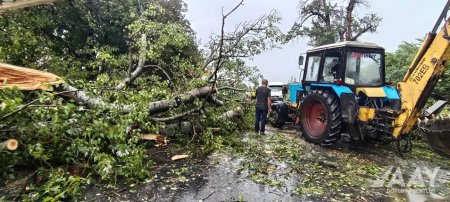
[174,152,302,202]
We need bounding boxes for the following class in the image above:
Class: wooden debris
[171,154,189,161]
[2,139,18,151]
[141,134,167,144]
[0,63,63,90]
[220,107,242,119]
[0,0,61,12]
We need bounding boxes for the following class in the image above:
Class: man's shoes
[260,131,266,135]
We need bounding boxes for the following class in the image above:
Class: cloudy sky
[184,0,445,82]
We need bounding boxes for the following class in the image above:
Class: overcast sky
[185,0,445,83]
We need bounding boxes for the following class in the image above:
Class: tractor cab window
[345,51,382,86]
[305,55,321,81]
[321,52,341,83]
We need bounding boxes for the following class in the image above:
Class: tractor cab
[296,41,401,145]
[299,41,386,88]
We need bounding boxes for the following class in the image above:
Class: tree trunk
[0,63,63,91]
[58,85,219,114]
[116,34,147,90]
[1,139,18,151]
[0,62,222,118]
[148,86,218,114]
[321,0,331,27]
[220,107,242,119]
[345,0,357,41]
[161,108,242,135]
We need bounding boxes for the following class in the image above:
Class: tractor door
[303,52,322,83]
[320,48,344,84]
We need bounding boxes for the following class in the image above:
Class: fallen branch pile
[0,62,243,150]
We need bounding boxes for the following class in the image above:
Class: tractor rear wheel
[268,107,285,128]
[300,89,342,145]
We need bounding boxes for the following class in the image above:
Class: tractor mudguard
[340,93,357,124]
[310,84,353,97]
[309,84,356,123]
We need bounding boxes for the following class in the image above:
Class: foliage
[237,132,381,200]
[286,0,381,46]
[385,41,420,83]
[23,168,90,201]
[0,0,201,84]
[385,40,450,99]
[0,0,278,200]
[217,59,262,89]
[202,9,282,88]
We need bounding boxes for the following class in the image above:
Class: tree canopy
[0,0,282,200]
[286,0,381,46]
[386,40,450,100]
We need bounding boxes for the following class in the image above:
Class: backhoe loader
[272,0,450,157]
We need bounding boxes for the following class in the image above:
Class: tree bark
[220,107,242,119]
[0,62,222,118]
[161,108,242,135]
[58,85,220,114]
[161,121,194,135]
[345,0,357,41]
[321,0,331,27]
[148,87,217,114]
[58,85,135,111]
[117,34,147,90]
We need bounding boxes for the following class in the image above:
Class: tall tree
[286,0,381,46]
[385,41,420,83]
[0,0,201,83]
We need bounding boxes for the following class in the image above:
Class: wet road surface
[81,125,450,201]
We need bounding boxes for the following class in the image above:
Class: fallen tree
[160,107,243,136]
[0,63,223,116]
[0,0,276,200]
[58,85,220,114]
[0,63,228,152]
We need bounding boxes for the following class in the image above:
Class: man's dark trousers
[255,108,268,133]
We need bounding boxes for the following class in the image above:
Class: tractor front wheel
[300,90,342,145]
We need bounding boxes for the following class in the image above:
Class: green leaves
[0,0,266,200]
[287,0,381,46]
[23,168,89,201]
[385,41,420,83]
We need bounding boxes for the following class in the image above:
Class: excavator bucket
[419,117,450,158]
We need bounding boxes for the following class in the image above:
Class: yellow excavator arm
[393,1,450,138]
[391,1,450,157]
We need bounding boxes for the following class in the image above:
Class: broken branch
[149,107,202,122]
[0,0,61,12]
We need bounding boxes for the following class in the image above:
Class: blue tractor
[270,3,450,157]
[272,41,402,145]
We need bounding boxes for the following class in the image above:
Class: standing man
[255,79,272,134]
